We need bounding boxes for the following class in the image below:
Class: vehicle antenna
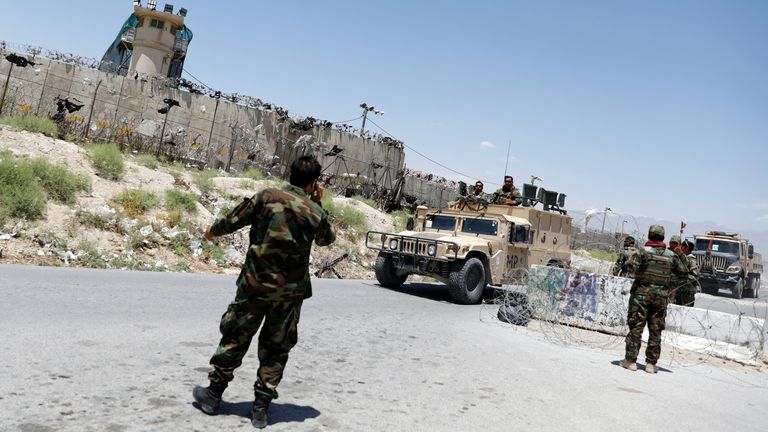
[504,139,511,178]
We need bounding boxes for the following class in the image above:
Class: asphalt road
[694,281,768,319]
[1,264,767,432]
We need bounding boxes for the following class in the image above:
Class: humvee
[693,231,763,299]
[366,186,572,304]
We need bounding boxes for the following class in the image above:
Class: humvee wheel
[374,252,407,288]
[448,257,486,304]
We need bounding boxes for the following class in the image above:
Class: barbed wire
[480,259,767,371]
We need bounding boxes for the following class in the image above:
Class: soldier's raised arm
[310,184,336,246]
[205,195,261,239]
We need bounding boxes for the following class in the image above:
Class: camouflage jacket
[683,254,701,292]
[611,248,635,277]
[209,183,336,301]
[492,187,523,206]
[623,244,688,296]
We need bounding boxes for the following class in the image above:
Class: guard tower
[100,1,192,78]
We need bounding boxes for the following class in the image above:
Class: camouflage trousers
[674,288,696,307]
[625,286,668,365]
[208,292,303,401]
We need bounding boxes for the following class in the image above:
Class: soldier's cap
[648,224,665,238]
[682,239,695,250]
[623,236,636,247]
[669,235,681,243]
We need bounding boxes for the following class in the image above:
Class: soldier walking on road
[492,175,522,206]
[619,225,688,374]
[193,155,336,428]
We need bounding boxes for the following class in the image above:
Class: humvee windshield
[462,219,498,236]
[425,215,456,231]
[695,239,740,255]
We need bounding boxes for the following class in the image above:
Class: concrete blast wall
[403,175,457,209]
[0,54,405,193]
[527,265,767,360]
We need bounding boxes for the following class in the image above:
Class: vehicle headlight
[389,239,398,250]
[427,244,437,256]
[725,265,741,274]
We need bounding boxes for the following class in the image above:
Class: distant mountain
[568,209,768,262]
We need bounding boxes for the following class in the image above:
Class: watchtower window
[150,19,165,29]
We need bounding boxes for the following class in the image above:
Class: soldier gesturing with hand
[194,155,335,428]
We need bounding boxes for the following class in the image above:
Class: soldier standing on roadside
[193,155,336,428]
[666,235,682,302]
[619,225,688,374]
[674,239,700,307]
[612,236,636,277]
[493,175,522,206]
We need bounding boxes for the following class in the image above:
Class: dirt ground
[0,125,389,279]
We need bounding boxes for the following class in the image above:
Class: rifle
[314,253,349,278]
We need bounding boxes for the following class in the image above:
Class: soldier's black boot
[250,396,271,429]
[193,380,227,415]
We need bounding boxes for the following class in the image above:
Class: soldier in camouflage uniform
[193,156,336,428]
[611,236,636,277]
[619,225,688,374]
[492,175,523,206]
[472,180,485,197]
[666,235,682,302]
[674,239,700,307]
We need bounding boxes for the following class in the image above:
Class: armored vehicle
[692,231,763,299]
[366,185,572,304]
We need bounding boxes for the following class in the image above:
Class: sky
[2,0,767,233]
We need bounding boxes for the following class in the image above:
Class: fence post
[83,79,102,139]
[34,64,51,116]
[0,63,14,116]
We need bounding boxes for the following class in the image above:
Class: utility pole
[600,207,612,234]
[156,98,179,158]
[359,102,383,135]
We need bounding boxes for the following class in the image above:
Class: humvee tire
[374,252,407,288]
[448,257,486,304]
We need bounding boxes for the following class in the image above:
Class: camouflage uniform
[621,227,688,366]
[207,183,335,400]
[492,186,523,206]
[612,248,636,277]
[673,254,699,307]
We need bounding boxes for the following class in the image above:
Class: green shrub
[169,232,191,256]
[87,143,124,180]
[0,115,59,137]
[77,241,108,269]
[391,209,412,232]
[112,189,160,217]
[41,232,68,250]
[72,210,113,231]
[192,169,221,194]
[241,168,264,181]
[202,241,226,264]
[587,249,618,262]
[0,153,46,222]
[321,195,368,239]
[28,158,90,204]
[351,195,377,208]
[134,154,159,170]
[165,189,198,215]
